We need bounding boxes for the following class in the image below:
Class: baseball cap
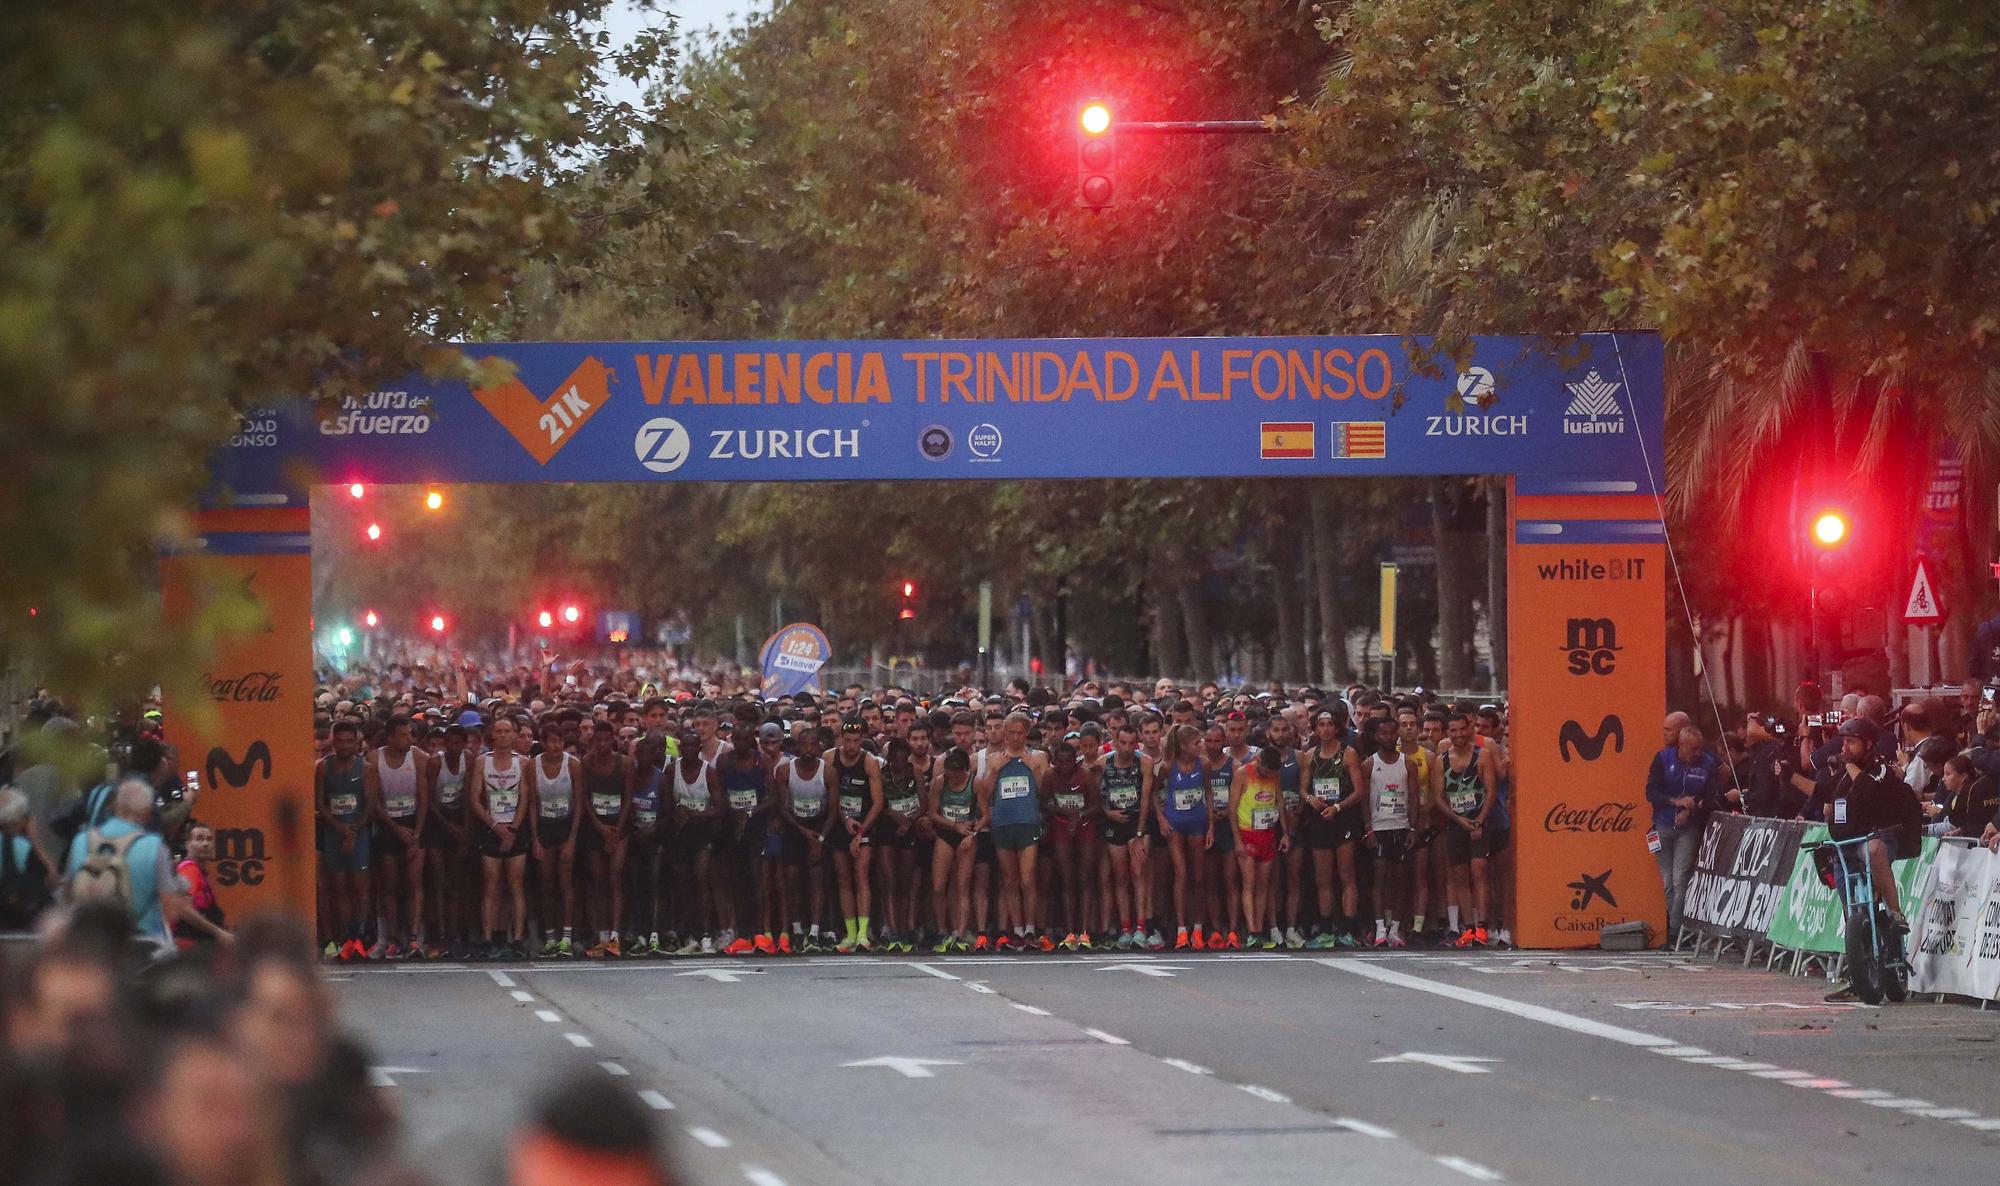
[457,709,484,727]
[757,722,785,741]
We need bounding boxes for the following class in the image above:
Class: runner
[976,712,1051,951]
[1097,723,1152,949]
[1137,710,1169,949]
[1156,724,1211,951]
[1439,712,1502,946]
[926,746,979,952]
[1363,716,1413,947]
[577,725,633,957]
[712,718,769,955]
[830,717,884,952]
[668,722,731,951]
[421,722,475,958]
[875,736,923,953]
[364,714,427,958]
[1228,740,1289,943]
[1267,713,1308,949]
[1300,707,1367,948]
[529,720,582,958]
[776,725,834,955]
[1200,722,1242,949]
[1041,737,1097,950]
[1396,706,1443,942]
[315,720,371,961]
[626,730,667,955]
[468,717,532,959]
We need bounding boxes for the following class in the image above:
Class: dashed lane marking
[1011,1003,1051,1016]
[1084,1028,1130,1046]
[599,1061,628,1076]
[909,963,960,980]
[510,990,534,1003]
[687,1127,732,1148]
[1238,1084,1292,1104]
[564,1033,594,1048]
[1437,1155,1505,1181]
[487,971,516,987]
[742,1167,786,1186]
[535,1009,562,1023]
[637,1090,675,1111]
[1335,1117,1397,1139]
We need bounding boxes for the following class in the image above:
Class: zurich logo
[635,417,691,473]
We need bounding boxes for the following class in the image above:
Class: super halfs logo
[473,357,616,464]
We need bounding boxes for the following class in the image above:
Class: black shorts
[974,831,997,866]
[577,817,621,855]
[935,824,972,850]
[785,818,829,866]
[422,811,465,850]
[1303,803,1365,849]
[536,817,577,850]
[1372,829,1413,864]
[376,819,417,859]
[670,819,715,861]
[1100,808,1140,847]
[859,821,897,848]
[1441,824,1495,865]
[477,821,531,859]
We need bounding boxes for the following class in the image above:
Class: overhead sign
[204,334,1665,502]
[1904,555,1944,624]
[760,622,831,698]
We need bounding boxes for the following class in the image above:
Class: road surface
[331,948,2000,1185]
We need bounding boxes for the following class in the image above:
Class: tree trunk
[1151,565,1187,679]
[1178,573,1215,682]
[1309,481,1353,685]
[1431,478,1476,690]
[1485,477,1509,693]
[1272,551,1306,684]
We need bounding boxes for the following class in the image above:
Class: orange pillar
[160,506,318,929]
[1506,486,1668,947]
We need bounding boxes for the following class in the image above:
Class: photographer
[1742,714,1805,819]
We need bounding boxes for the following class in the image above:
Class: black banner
[1682,815,1811,942]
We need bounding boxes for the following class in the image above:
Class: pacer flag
[1260,422,1315,459]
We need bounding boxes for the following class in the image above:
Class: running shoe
[993,933,1014,953]
[1387,933,1407,948]
[511,940,531,960]
[1337,931,1359,948]
[605,937,622,958]
[1078,933,1095,951]
[974,933,991,952]
[323,940,340,960]
[626,937,650,958]
[383,942,404,961]
[1472,925,1490,946]
[778,933,794,955]
[1060,933,1077,952]
[1115,930,1135,950]
[1492,928,1513,949]
[1037,933,1056,953]
[858,935,876,953]
[676,938,701,956]
[541,937,562,958]
[934,935,954,955]
[557,936,576,958]
[1824,982,1859,1003]
[1305,933,1336,950]
[1285,927,1306,950]
[1174,928,1191,951]
[1191,928,1207,951]
[1146,930,1166,951]
[754,933,777,955]
[365,940,387,961]
[1225,931,1242,950]
[699,935,716,955]
[834,939,855,954]
[722,936,754,955]
[1451,928,1477,949]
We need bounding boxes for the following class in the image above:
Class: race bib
[794,791,826,817]
[539,794,569,819]
[1379,783,1405,812]
[592,792,622,816]
[436,780,463,809]
[1448,786,1477,814]
[490,788,518,821]
[329,792,358,817]
[943,799,972,822]
[840,796,866,819]
[635,806,658,825]
[1250,807,1278,831]
[889,796,919,815]
[999,773,1033,801]
[727,788,758,811]
[1108,786,1138,811]
[1210,779,1232,810]
[1645,829,1662,854]
[1282,787,1302,811]
[678,781,709,810]
[384,792,416,818]
[1173,786,1203,812]
[1313,776,1340,802]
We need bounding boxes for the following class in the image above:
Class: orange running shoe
[722,936,754,955]
[1191,929,1207,951]
[1225,931,1242,950]
[1037,933,1056,953]
[778,932,793,954]
[754,933,777,955]
[973,933,991,952]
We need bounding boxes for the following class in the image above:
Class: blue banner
[760,623,831,698]
[207,334,1664,502]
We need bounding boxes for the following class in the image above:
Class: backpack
[0,839,52,930]
[70,828,141,915]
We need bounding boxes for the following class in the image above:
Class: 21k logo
[472,357,616,464]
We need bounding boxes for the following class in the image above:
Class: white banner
[1908,841,2000,1001]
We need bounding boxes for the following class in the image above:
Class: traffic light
[365,522,382,542]
[1811,508,1850,548]
[363,609,379,629]
[562,604,582,625]
[429,613,446,635]
[538,610,554,630]
[898,580,917,621]
[424,489,444,511]
[348,482,365,500]
[1077,100,1115,209]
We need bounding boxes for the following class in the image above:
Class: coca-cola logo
[202,671,285,702]
[1543,801,1638,834]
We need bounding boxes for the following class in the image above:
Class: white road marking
[840,1056,962,1079]
[488,970,516,987]
[1957,1118,2000,1131]
[366,1066,429,1088]
[599,1061,629,1076]
[1323,961,1672,1049]
[1680,1056,1752,1067]
[1238,1084,1291,1104]
[1866,1098,1933,1110]
[1011,1003,1052,1016]
[909,963,960,980]
[1787,1079,1848,1090]
[1371,1052,1498,1075]
[1160,1058,1212,1075]
[1649,1045,1709,1057]
[564,1033,594,1048]
[535,1010,562,1023]
[675,968,763,983]
[1084,1028,1130,1046]
[1335,1117,1397,1139]
[638,1090,675,1110]
[1725,1062,1779,1072]
[687,1126,732,1148]
[1096,962,1187,978]
[510,990,535,1003]
[1911,1107,1977,1120]
[1437,1155,1505,1181]
[1827,1089,1892,1100]
[742,1167,787,1186]
[967,982,996,994]
[1750,1069,1811,1080]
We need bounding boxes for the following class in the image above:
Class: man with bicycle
[1810,717,1924,1001]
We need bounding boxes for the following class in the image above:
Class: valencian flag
[1329,421,1387,459]
[1260,422,1315,459]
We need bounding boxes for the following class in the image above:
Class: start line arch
[170,332,1668,949]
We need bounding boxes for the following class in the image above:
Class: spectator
[130,1024,269,1186]
[1741,714,1805,819]
[1897,704,1937,790]
[64,778,185,956]
[510,1069,679,1186]
[1646,722,1722,936]
[171,821,232,950]
[1856,694,1898,763]
[1934,754,1999,839]
[1,786,60,931]
[13,716,81,858]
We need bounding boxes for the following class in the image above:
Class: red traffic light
[363,610,379,628]
[1811,509,1850,548]
[1080,102,1112,136]
[365,522,382,542]
[424,490,444,511]
[429,614,446,634]
[1076,101,1116,209]
[899,608,916,620]
[348,482,366,500]
[902,581,915,598]
[562,605,581,624]
[537,610,554,629]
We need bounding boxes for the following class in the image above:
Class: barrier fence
[1679,814,1998,1006]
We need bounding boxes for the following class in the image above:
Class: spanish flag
[1260,421,1315,459]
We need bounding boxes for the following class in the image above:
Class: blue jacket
[1645,747,1722,833]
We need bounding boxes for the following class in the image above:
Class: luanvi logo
[1567,870,1618,910]
[206,741,273,789]
[1562,617,1622,675]
[1558,715,1624,762]
[1563,371,1625,435]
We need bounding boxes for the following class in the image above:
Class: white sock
[1390,919,1403,937]
[1448,906,1461,932]
[1375,919,1388,939]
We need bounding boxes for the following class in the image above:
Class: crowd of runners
[311,668,1516,961]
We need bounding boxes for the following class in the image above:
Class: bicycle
[1805,830,1908,1005]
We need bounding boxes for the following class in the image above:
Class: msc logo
[205,741,273,790]
[1567,869,1618,910]
[213,827,268,886]
[1558,715,1624,762]
[635,417,691,473]
[1562,617,1622,675]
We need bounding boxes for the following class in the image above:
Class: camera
[1771,719,1790,737]
[1983,686,1997,704]
[1806,714,1824,728]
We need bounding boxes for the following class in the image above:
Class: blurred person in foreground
[508,1068,679,1186]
